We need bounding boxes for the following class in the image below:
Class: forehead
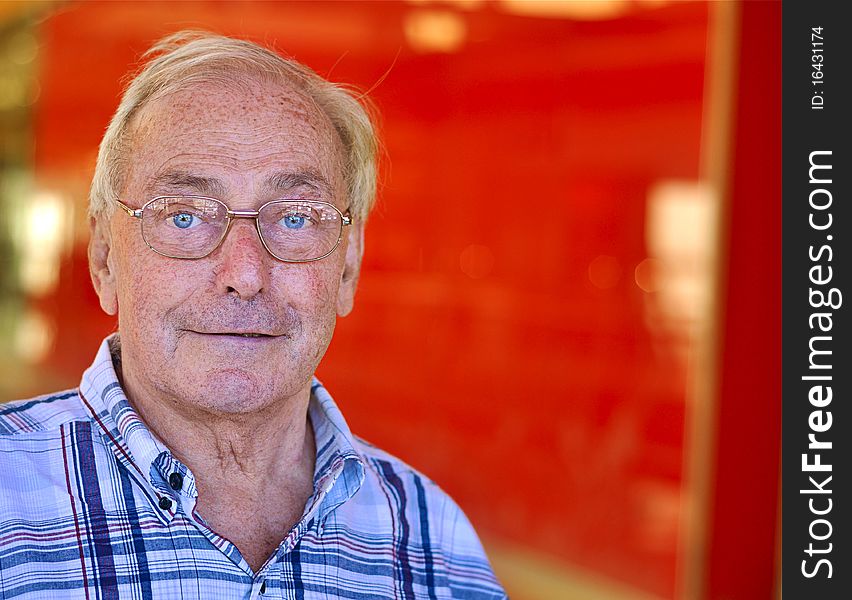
[124,76,344,199]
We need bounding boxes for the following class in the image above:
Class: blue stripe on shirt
[0,336,506,599]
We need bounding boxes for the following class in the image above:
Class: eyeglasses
[114,196,352,263]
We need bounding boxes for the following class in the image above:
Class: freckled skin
[109,79,354,415]
[88,76,364,571]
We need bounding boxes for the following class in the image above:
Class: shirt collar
[78,335,169,489]
[78,335,365,522]
[307,379,365,523]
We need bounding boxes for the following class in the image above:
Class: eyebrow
[264,170,333,197]
[145,169,333,199]
[147,170,226,197]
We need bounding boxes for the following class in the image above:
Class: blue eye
[283,215,306,229]
[173,213,196,229]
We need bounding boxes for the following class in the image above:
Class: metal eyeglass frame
[113,196,352,263]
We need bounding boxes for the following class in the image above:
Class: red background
[3,2,780,598]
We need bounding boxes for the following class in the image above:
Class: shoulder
[0,388,87,435]
[351,435,467,516]
[353,435,447,502]
[354,435,433,480]
[352,437,465,543]
[350,437,507,598]
[0,389,101,517]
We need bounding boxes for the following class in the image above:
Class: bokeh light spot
[588,255,621,290]
[460,244,494,279]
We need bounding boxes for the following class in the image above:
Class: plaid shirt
[0,337,505,599]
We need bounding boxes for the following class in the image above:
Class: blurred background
[0,1,780,599]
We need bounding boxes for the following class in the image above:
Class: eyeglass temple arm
[114,199,143,219]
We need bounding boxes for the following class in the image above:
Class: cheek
[280,263,342,361]
[299,268,341,363]
[114,255,198,342]
[296,262,342,318]
[275,250,342,310]
[308,270,337,310]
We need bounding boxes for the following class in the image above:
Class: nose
[214,219,270,300]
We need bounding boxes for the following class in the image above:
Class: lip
[203,332,277,337]
[185,330,284,340]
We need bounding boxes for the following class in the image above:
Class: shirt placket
[248,457,353,600]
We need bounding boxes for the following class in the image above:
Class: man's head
[87,31,378,417]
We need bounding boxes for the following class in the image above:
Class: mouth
[220,333,273,338]
[186,331,282,339]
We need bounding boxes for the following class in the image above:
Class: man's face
[90,77,362,416]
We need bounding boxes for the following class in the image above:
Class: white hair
[88,30,379,221]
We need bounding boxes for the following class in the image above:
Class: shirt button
[260,581,267,594]
[158,496,173,511]
[169,472,184,491]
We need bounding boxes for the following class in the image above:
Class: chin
[191,367,310,416]
[190,368,272,414]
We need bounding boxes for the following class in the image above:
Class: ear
[336,220,365,317]
[88,216,118,315]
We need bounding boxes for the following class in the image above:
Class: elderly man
[0,32,505,599]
